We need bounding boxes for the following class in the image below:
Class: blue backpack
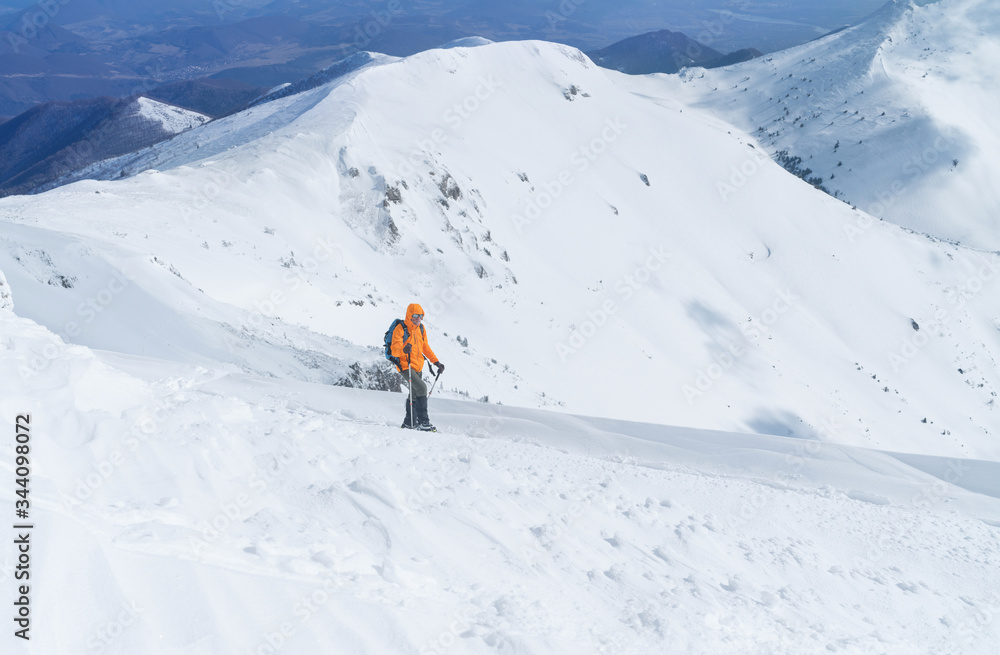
[383,318,424,367]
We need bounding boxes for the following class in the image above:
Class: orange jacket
[391,303,439,372]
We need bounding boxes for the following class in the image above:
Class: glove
[402,344,412,354]
[435,361,445,373]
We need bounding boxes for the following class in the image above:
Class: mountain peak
[586,28,766,75]
[439,36,494,49]
[588,29,724,74]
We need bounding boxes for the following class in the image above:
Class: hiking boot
[401,398,415,429]
[413,396,436,431]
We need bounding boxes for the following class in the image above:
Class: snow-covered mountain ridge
[662,0,1000,249]
[1,37,998,460]
[0,95,208,196]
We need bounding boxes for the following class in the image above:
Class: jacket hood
[406,303,425,323]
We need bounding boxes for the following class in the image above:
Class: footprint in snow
[652,547,672,564]
[310,549,338,569]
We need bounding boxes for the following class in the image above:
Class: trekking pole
[424,355,443,396]
[428,366,443,396]
[407,352,414,429]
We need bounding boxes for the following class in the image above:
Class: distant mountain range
[144,78,269,118]
[0,13,349,118]
[587,29,762,75]
[0,0,887,118]
[0,95,207,196]
[0,19,764,198]
[0,24,761,198]
[0,49,404,197]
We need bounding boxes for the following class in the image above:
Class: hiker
[390,303,445,430]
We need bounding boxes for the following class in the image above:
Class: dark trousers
[402,368,428,397]
[401,369,430,426]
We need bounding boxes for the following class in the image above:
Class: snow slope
[2,311,999,654]
[662,0,1000,250]
[1,39,999,460]
[133,97,210,134]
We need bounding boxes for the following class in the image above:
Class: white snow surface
[1,39,999,461]
[133,97,210,135]
[441,36,495,49]
[1,311,999,654]
[662,0,1000,250]
[2,29,1000,655]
